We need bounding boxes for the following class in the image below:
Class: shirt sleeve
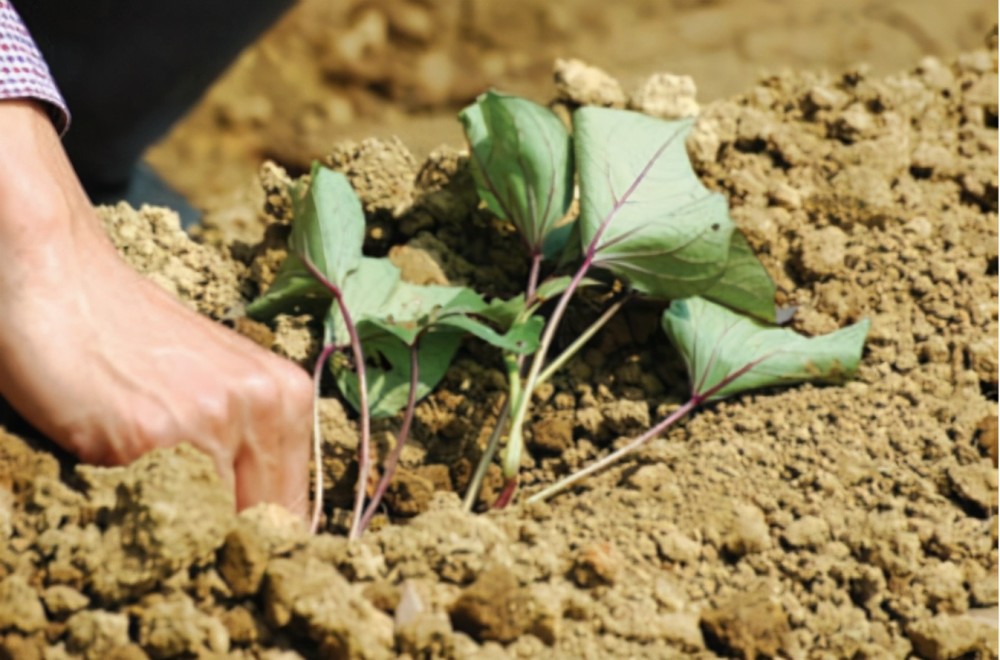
[0,1,69,134]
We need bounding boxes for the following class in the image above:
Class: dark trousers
[16,0,293,196]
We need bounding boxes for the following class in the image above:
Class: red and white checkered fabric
[0,1,68,132]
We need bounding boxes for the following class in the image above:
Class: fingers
[275,403,313,521]
[215,452,238,503]
[232,357,313,522]
[232,424,310,521]
[234,422,309,520]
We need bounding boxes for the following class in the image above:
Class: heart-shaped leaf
[247,163,366,320]
[574,108,734,301]
[662,297,869,401]
[326,257,545,416]
[335,330,464,419]
[461,91,575,260]
[699,231,777,323]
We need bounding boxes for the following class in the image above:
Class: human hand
[0,101,313,517]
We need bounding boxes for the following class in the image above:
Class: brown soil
[1,16,998,660]
[145,0,997,242]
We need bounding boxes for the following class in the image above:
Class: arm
[0,73,313,517]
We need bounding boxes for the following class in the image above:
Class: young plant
[247,92,871,530]
[248,163,367,534]
[331,271,542,534]
[460,93,780,507]
[527,297,870,502]
[459,92,582,508]
[461,91,576,296]
[248,163,540,536]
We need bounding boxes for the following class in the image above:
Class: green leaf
[379,282,487,329]
[478,296,525,331]
[434,315,542,354]
[326,258,545,416]
[460,91,575,260]
[347,277,542,354]
[246,256,329,320]
[662,297,869,401]
[700,231,777,323]
[335,330,463,419]
[290,163,365,289]
[574,108,734,301]
[325,257,401,345]
[477,275,602,329]
[246,163,366,321]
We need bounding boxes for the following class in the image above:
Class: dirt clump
[906,614,999,659]
[553,58,627,108]
[264,555,394,658]
[449,565,557,644]
[700,588,794,658]
[0,41,997,659]
[99,203,245,320]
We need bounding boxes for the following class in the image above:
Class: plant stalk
[526,397,698,504]
[463,288,540,510]
[536,294,629,387]
[525,353,773,504]
[299,256,372,542]
[526,251,542,300]
[358,341,421,533]
[464,292,625,509]
[461,395,510,512]
[341,300,372,542]
[493,477,518,508]
[309,343,338,534]
[502,250,596,480]
[500,147,653,489]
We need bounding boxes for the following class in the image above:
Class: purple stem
[526,251,542,300]
[298,256,372,541]
[502,134,674,485]
[357,341,421,533]
[525,397,698,504]
[309,343,338,534]
[526,357,772,504]
[493,477,518,509]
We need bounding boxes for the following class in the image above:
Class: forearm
[0,100,99,294]
[0,0,77,250]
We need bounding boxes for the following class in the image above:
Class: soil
[144,0,997,243]
[1,12,999,660]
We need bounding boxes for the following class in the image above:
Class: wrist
[0,100,89,235]
[0,101,112,293]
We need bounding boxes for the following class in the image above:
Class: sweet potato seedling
[459,92,790,508]
[248,163,540,536]
[248,93,869,536]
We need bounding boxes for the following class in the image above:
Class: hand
[0,101,313,518]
